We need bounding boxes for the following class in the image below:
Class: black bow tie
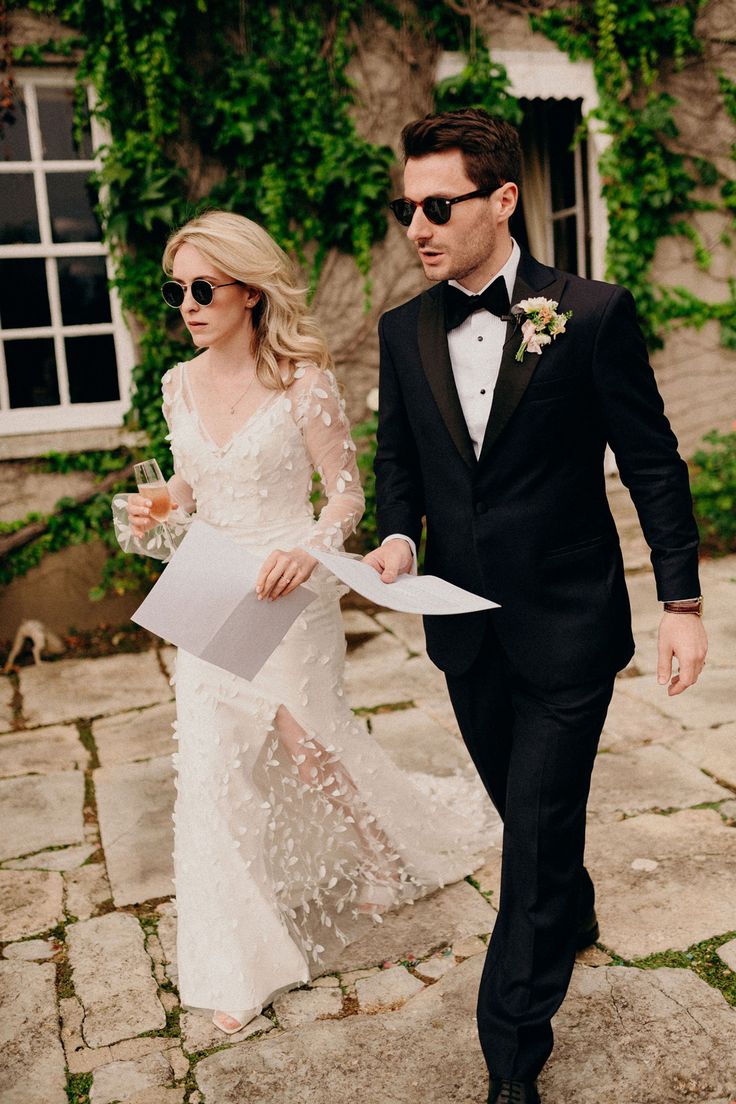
[444,276,511,331]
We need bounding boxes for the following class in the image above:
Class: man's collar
[448,239,521,300]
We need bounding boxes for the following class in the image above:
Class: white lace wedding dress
[112,359,497,1016]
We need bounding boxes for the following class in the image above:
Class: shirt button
[475,501,488,515]
[477,335,484,342]
[480,389,486,395]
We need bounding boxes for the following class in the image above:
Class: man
[364,109,707,1104]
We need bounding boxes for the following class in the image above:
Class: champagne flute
[133,459,174,555]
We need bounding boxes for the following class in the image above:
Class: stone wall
[2,3,734,636]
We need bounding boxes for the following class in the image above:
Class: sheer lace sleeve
[290,363,364,551]
[111,366,196,562]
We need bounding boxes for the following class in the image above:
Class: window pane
[58,256,112,325]
[553,214,578,275]
[36,85,94,161]
[0,174,40,244]
[5,338,59,407]
[0,90,31,161]
[548,101,579,213]
[47,172,101,243]
[0,259,51,329]
[66,335,119,403]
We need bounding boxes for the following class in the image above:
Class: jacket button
[475,501,487,515]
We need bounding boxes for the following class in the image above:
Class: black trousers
[445,624,616,1082]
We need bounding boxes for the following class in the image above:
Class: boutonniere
[511,297,572,363]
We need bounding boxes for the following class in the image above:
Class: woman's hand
[256,547,318,601]
[127,492,178,540]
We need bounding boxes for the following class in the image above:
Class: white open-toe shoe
[211,1008,260,1035]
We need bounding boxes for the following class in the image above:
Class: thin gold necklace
[216,368,257,415]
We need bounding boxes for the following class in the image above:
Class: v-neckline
[182,361,285,454]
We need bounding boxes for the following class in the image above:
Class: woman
[113,211,493,1035]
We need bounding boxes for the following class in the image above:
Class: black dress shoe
[488,1080,541,1104]
[576,908,600,951]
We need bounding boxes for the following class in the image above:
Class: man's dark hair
[400,108,522,191]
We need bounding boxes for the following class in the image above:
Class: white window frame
[437,48,609,281]
[0,69,134,436]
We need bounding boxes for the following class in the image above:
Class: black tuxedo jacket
[375,249,701,689]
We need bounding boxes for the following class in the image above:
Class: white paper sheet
[131,520,315,680]
[305,547,499,615]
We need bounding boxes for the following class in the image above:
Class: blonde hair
[162,210,333,389]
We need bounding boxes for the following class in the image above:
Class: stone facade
[1,3,734,636]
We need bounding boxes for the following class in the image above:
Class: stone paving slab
[155,903,178,986]
[0,960,67,1104]
[0,724,87,778]
[0,677,14,734]
[369,707,472,777]
[342,609,382,639]
[95,756,175,906]
[354,964,424,1010]
[19,652,173,727]
[0,770,85,862]
[66,912,166,1047]
[2,937,57,961]
[89,1050,174,1104]
[717,938,736,971]
[414,693,462,737]
[4,843,96,871]
[344,634,441,708]
[180,1010,274,1055]
[195,955,488,1104]
[617,669,736,730]
[598,685,685,752]
[60,995,182,1075]
[273,984,344,1027]
[542,965,736,1104]
[0,868,64,941]
[587,744,731,820]
[668,722,736,789]
[324,878,495,973]
[374,610,427,653]
[64,862,113,921]
[586,809,736,959]
[93,702,177,767]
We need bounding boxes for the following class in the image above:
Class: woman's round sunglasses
[389,188,493,227]
[161,279,242,308]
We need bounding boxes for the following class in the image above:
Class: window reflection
[58,256,112,326]
[37,86,94,161]
[66,335,119,403]
[6,339,60,407]
[0,259,52,329]
[0,175,40,244]
[47,172,101,243]
[0,91,31,161]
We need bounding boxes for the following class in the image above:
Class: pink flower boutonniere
[511,297,572,363]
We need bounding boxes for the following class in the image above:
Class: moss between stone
[352,701,415,716]
[606,931,736,1006]
[65,1071,92,1104]
[465,873,493,904]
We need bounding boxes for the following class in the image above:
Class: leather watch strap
[663,596,704,616]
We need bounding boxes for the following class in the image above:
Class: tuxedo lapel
[418,285,476,469]
[478,252,567,464]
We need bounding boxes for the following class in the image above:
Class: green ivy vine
[532,0,736,351]
[2,0,735,599]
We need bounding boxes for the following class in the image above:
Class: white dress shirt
[383,242,521,564]
[447,239,520,459]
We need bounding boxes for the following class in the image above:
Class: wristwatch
[663,596,704,616]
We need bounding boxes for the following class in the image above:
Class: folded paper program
[306,547,499,615]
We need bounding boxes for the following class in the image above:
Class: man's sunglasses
[161,279,242,308]
[389,188,493,227]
